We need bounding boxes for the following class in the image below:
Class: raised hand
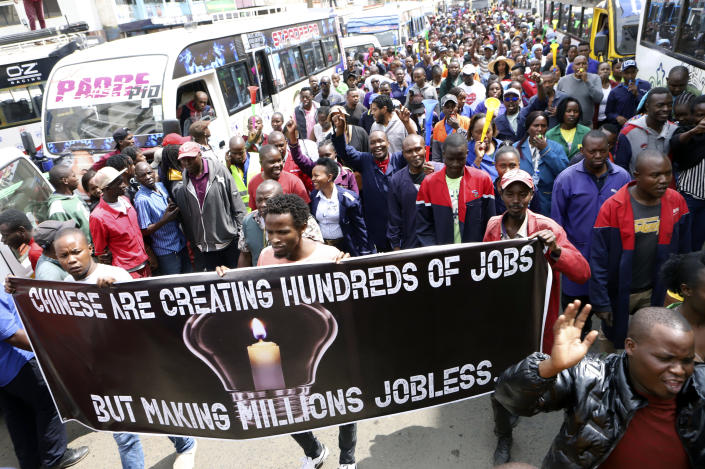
[285,119,299,143]
[539,301,598,378]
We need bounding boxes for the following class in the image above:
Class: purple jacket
[551,160,631,296]
[289,142,359,194]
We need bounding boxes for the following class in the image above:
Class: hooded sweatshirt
[615,115,678,175]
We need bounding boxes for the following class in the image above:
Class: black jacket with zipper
[495,352,705,468]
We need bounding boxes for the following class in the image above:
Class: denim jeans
[683,193,705,251]
[113,433,195,469]
[292,424,357,464]
[157,248,193,275]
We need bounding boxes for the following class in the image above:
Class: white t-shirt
[598,86,611,121]
[458,82,486,107]
[64,263,133,284]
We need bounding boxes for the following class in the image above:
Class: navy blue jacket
[515,138,569,216]
[387,164,444,250]
[311,186,375,257]
[551,160,631,297]
[333,133,407,251]
[605,80,650,125]
[495,112,524,143]
[590,182,691,347]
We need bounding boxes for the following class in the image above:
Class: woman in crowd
[514,111,569,216]
[467,113,501,181]
[472,80,506,116]
[310,157,374,256]
[545,98,591,161]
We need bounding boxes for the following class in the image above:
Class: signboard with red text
[45,55,167,109]
[12,239,549,440]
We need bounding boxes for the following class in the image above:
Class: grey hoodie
[615,114,678,174]
[175,159,246,253]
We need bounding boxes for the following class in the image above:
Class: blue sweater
[551,160,631,297]
[515,138,569,216]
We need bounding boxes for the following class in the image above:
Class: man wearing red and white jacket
[483,168,590,352]
[483,168,590,466]
[416,133,496,246]
[590,150,691,350]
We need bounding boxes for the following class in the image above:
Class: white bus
[42,10,344,157]
[636,0,705,92]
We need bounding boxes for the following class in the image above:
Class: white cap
[462,64,477,75]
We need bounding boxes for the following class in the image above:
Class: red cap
[163,133,190,146]
[178,141,201,159]
[500,169,534,190]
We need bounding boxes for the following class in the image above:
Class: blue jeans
[683,193,705,251]
[157,247,193,275]
[113,433,195,469]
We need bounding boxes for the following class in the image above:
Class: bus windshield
[43,55,167,154]
[0,156,52,224]
[614,0,642,55]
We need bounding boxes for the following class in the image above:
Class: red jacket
[484,210,590,352]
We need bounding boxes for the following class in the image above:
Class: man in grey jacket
[556,55,603,126]
[174,141,247,271]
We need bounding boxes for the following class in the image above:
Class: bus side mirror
[161,119,182,139]
[20,131,36,157]
[594,35,608,60]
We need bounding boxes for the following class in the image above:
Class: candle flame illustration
[251,318,267,340]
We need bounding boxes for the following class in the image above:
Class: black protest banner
[13,239,549,440]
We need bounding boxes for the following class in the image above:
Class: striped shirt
[678,158,705,200]
[133,182,186,256]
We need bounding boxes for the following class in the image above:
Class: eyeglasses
[504,95,520,102]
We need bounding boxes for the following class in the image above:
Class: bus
[540,0,641,60]
[41,10,344,158]
[344,2,428,51]
[636,0,705,92]
[0,24,88,151]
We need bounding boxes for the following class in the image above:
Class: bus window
[0,4,21,26]
[568,7,582,36]
[321,37,340,65]
[249,51,274,105]
[676,0,705,59]
[0,85,43,127]
[302,42,326,74]
[582,8,594,41]
[312,42,327,70]
[217,61,253,115]
[279,48,306,85]
[559,4,571,31]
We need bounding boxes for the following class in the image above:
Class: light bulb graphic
[183,303,338,424]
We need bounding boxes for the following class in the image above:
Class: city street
[0,394,561,468]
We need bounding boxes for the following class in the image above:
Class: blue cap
[622,59,637,70]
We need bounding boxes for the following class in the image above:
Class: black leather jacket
[495,352,705,468]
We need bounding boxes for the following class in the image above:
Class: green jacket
[545,124,591,160]
[47,193,92,242]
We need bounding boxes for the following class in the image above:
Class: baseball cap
[441,94,458,107]
[500,169,534,190]
[178,141,201,159]
[483,44,494,50]
[34,220,76,249]
[162,133,190,146]
[462,64,477,75]
[112,127,130,149]
[438,46,448,53]
[93,167,126,190]
[504,87,521,97]
[622,59,637,70]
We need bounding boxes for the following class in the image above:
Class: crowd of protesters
[1,1,705,468]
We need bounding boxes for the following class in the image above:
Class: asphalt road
[0,394,562,468]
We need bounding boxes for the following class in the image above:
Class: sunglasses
[504,95,520,102]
